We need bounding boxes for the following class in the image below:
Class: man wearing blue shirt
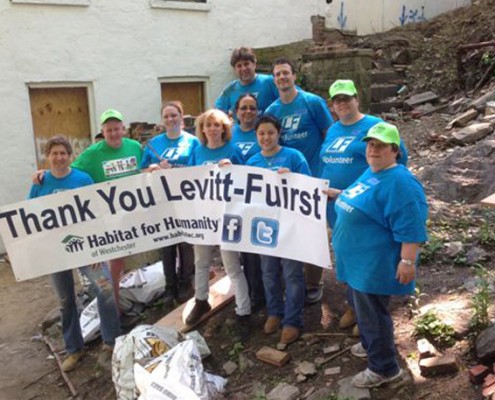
[215,47,279,116]
[265,57,334,304]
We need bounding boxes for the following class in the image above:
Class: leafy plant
[470,264,491,332]
[420,235,443,263]
[228,341,244,360]
[407,286,428,318]
[414,311,456,348]
[479,211,495,246]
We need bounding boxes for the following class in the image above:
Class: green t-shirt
[72,138,142,183]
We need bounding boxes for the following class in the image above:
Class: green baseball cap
[329,79,358,98]
[362,122,401,146]
[100,109,123,124]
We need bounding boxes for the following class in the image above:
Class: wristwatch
[400,258,415,266]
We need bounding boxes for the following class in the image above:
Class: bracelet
[400,258,415,266]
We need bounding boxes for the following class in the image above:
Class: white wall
[324,0,471,35]
[0,0,321,235]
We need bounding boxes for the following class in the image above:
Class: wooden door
[160,82,205,117]
[29,87,92,169]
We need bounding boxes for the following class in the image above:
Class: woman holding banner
[231,94,265,312]
[246,114,310,346]
[140,101,200,307]
[29,136,120,372]
[185,109,251,326]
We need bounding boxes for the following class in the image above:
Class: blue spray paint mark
[400,5,427,26]
[337,1,347,30]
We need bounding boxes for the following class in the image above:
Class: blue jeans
[351,288,400,377]
[260,256,304,328]
[50,265,121,354]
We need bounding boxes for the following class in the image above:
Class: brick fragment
[469,364,489,384]
[417,338,436,359]
[255,346,290,367]
[483,382,495,398]
[484,374,495,388]
[419,354,458,376]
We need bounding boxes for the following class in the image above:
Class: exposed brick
[419,355,458,376]
[484,374,495,388]
[483,382,495,397]
[469,364,490,384]
[417,338,436,359]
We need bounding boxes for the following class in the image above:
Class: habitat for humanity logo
[62,235,85,253]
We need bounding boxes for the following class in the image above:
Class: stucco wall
[0,0,324,251]
[324,0,471,35]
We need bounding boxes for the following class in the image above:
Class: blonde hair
[195,109,232,145]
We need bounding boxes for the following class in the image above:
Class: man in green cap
[71,109,142,315]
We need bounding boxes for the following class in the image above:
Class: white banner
[0,165,331,281]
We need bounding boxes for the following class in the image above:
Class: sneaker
[264,316,281,334]
[280,326,300,345]
[163,286,177,307]
[352,368,403,388]
[305,287,323,304]
[339,306,356,329]
[185,299,211,325]
[177,282,194,304]
[96,344,113,372]
[61,351,84,372]
[350,342,367,358]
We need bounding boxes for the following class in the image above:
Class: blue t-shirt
[320,115,409,227]
[29,169,94,199]
[231,125,261,162]
[265,89,333,176]
[246,146,311,175]
[332,165,428,296]
[140,131,200,169]
[215,73,279,115]
[188,141,244,166]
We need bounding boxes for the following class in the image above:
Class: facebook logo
[222,214,242,243]
[251,218,279,248]
[325,136,355,153]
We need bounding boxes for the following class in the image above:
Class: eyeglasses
[239,106,257,111]
[332,96,354,103]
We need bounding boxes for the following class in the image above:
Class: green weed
[470,264,491,332]
[414,310,456,348]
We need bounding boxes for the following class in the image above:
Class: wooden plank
[481,193,495,208]
[29,87,91,169]
[154,275,234,333]
[161,82,205,117]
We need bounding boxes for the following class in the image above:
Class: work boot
[339,306,356,329]
[61,351,84,372]
[96,343,114,372]
[280,326,300,345]
[352,324,360,337]
[177,282,194,304]
[185,299,211,325]
[163,285,177,307]
[264,316,281,334]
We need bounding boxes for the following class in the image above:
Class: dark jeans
[351,287,400,377]
[241,252,265,306]
[162,242,194,289]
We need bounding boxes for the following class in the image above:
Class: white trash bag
[134,340,227,400]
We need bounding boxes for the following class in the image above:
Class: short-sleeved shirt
[71,138,142,183]
[29,169,94,199]
[246,146,310,175]
[320,115,409,227]
[265,89,333,176]
[215,73,279,115]
[231,125,261,162]
[188,141,244,166]
[332,165,428,296]
[140,131,200,169]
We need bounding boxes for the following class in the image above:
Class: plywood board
[481,193,495,208]
[154,275,234,333]
[161,81,205,117]
[29,87,91,169]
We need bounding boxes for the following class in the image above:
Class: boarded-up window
[29,87,92,169]
[160,81,205,117]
